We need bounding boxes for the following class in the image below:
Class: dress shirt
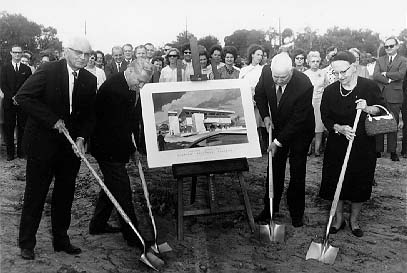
[11,61,20,72]
[274,84,287,147]
[66,63,79,114]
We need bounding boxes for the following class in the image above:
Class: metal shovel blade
[151,242,173,254]
[306,241,339,265]
[258,222,285,243]
[140,251,165,271]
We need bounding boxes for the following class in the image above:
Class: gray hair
[307,51,321,61]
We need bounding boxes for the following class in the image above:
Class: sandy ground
[1,137,406,273]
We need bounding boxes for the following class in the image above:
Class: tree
[171,30,196,51]
[198,35,219,52]
[224,29,267,57]
[0,12,62,63]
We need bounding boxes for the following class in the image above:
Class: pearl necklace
[339,83,355,97]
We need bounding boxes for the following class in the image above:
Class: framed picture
[141,79,261,168]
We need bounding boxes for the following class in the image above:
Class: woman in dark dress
[319,51,385,237]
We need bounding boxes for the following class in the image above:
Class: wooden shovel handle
[268,127,274,198]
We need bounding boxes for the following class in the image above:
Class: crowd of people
[0,35,406,262]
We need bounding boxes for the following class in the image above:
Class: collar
[123,71,131,89]
[388,53,397,59]
[12,60,20,66]
[66,62,79,77]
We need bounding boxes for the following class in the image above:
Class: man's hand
[337,125,356,141]
[267,141,278,157]
[73,137,85,158]
[12,96,18,106]
[264,117,274,132]
[53,119,66,134]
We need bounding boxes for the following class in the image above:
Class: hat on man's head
[331,51,356,64]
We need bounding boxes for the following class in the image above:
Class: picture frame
[141,79,261,168]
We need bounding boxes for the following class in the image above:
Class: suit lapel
[60,60,70,116]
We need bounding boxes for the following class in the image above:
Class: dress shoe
[292,217,304,228]
[329,221,346,234]
[376,152,382,158]
[89,224,121,235]
[53,243,82,255]
[21,248,35,260]
[349,222,364,237]
[254,209,271,223]
[7,155,15,161]
[391,153,399,161]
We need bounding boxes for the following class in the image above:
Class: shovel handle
[268,126,274,198]
[61,128,147,251]
[325,109,362,235]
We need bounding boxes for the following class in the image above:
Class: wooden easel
[172,158,255,240]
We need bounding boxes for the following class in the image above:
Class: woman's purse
[365,104,398,136]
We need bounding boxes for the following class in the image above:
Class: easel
[172,158,255,240]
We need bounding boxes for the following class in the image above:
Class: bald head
[271,53,293,86]
[271,53,292,74]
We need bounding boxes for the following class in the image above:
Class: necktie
[389,56,393,65]
[72,71,78,80]
[15,63,18,72]
[276,85,283,105]
[117,63,121,72]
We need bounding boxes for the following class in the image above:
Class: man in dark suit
[15,37,97,260]
[104,46,128,79]
[0,44,32,160]
[402,70,407,158]
[89,60,154,248]
[373,37,407,161]
[254,53,315,227]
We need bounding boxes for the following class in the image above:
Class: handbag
[364,104,397,136]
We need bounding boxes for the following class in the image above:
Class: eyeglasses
[295,56,304,60]
[12,51,22,54]
[168,55,178,58]
[68,48,91,58]
[184,51,191,54]
[384,44,396,49]
[164,48,171,51]
[332,65,351,77]
[89,56,96,60]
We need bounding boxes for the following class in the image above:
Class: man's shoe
[292,217,304,228]
[376,152,382,158]
[7,155,14,161]
[254,209,271,223]
[391,153,400,161]
[350,222,364,237]
[329,221,346,234]
[53,243,82,255]
[89,224,121,235]
[21,248,35,260]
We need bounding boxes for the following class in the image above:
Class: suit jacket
[373,54,407,103]
[104,60,128,79]
[254,67,315,146]
[15,59,97,159]
[91,72,141,162]
[0,62,32,99]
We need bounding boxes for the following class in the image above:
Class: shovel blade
[140,251,165,271]
[270,223,285,243]
[258,223,285,243]
[151,242,173,254]
[259,224,271,242]
[306,241,339,264]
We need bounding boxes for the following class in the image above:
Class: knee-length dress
[319,77,385,202]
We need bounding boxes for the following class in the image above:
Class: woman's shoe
[349,222,364,237]
[329,221,346,234]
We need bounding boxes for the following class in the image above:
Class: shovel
[130,146,172,254]
[306,108,362,264]
[61,128,164,271]
[258,127,285,243]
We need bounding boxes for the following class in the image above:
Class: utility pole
[185,17,188,43]
[278,17,282,46]
[84,20,87,36]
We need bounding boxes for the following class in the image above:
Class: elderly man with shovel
[254,53,315,228]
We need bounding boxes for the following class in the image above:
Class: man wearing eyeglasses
[182,44,194,81]
[14,36,97,260]
[89,60,154,250]
[373,37,407,161]
[0,44,32,161]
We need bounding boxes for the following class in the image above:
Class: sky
[2,0,407,53]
